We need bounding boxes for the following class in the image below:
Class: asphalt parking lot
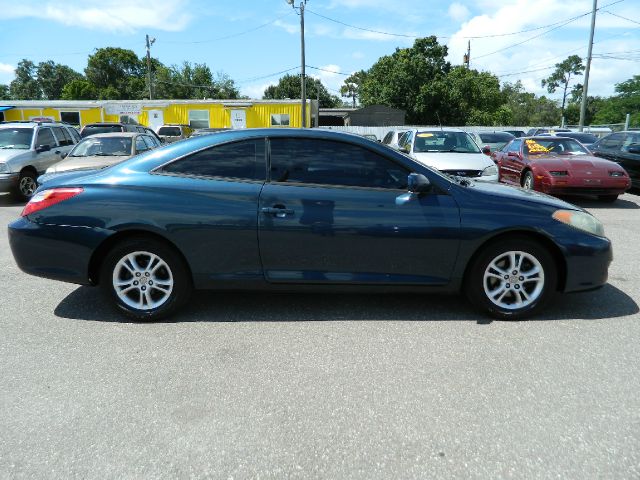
[1,191,639,479]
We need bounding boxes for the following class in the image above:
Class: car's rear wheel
[465,237,557,320]
[100,237,192,321]
[597,194,618,203]
[14,170,38,201]
[522,171,535,190]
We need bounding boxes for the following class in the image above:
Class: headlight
[482,165,498,176]
[0,163,8,174]
[553,209,605,237]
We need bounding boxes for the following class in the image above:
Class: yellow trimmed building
[0,99,318,130]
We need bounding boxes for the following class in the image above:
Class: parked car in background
[590,131,640,190]
[80,122,141,138]
[190,128,231,138]
[503,130,527,138]
[0,121,79,200]
[470,131,515,153]
[10,129,612,321]
[381,129,408,150]
[40,132,161,181]
[156,124,193,143]
[492,136,631,202]
[539,131,599,150]
[398,128,498,182]
[526,127,572,136]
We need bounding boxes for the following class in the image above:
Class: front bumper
[561,232,612,293]
[540,177,631,196]
[0,173,19,193]
[8,216,111,285]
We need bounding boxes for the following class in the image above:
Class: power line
[306,65,351,76]
[604,11,640,26]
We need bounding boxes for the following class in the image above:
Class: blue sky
[0,0,638,104]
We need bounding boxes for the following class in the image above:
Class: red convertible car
[492,136,631,202]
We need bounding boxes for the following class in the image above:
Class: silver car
[0,121,79,200]
[41,132,161,179]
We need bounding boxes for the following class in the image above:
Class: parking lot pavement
[1,192,639,479]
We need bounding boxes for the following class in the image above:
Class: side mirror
[407,173,431,194]
[60,151,68,159]
[482,145,491,156]
[36,144,51,153]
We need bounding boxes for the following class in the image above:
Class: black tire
[522,171,535,190]
[13,170,38,201]
[100,237,192,321]
[464,237,558,320]
[597,194,618,203]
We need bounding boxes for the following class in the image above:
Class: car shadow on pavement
[563,196,640,210]
[0,193,25,207]
[55,283,638,325]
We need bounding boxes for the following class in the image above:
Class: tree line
[0,39,638,127]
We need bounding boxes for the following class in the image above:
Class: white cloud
[273,19,299,35]
[0,63,15,85]
[1,0,192,34]
[241,81,275,99]
[448,3,470,22]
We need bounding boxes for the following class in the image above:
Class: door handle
[261,206,294,218]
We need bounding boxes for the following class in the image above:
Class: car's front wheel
[522,171,535,190]
[100,237,192,321]
[465,237,557,320]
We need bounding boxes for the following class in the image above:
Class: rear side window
[269,138,409,190]
[52,126,73,146]
[82,125,122,137]
[161,139,265,180]
[158,127,181,136]
[67,127,81,143]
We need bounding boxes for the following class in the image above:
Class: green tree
[360,36,450,124]
[541,55,584,123]
[61,79,98,100]
[340,70,367,108]
[9,59,41,99]
[154,62,239,99]
[263,74,341,108]
[36,61,83,99]
[0,84,9,100]
[592,75,640,127]
[85,47,146,99]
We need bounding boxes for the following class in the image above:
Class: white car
[398,129,498,182]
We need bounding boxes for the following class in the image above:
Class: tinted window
[158,126,182,136]
[162,139,265,180]
[52,126,73,146]
[135,137,149,152]
[36,128,56,147]
[270,138,409,190]
[82,125,123,137]
[67,127,81,143]
[142,135,159,148]
[479,132,514,143]
[597,133,625,149]
[507,139,521,152]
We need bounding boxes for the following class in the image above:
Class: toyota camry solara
[8,129,612,321]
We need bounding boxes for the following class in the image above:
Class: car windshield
[413,131,480,153]
[158,127,181,136]
[81,125,123,137]
[69,137,132,157]
[524,138,590,156]
[559,133,598,144]
[0,128,33,149]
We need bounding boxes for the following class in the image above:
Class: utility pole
[146,34,156,100]
[579,0,597,131]
[463,41,470,68]
[286,0,307,127]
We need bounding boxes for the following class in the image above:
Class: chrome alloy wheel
[482,250,544,310]
[112,251,174,311]
[523,173,534,190]
[19,175,37,197]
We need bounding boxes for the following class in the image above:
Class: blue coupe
[8,129,611,320]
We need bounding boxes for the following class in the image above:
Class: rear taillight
[21,187,84,217]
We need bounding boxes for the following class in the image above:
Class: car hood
[0,149,30,163]
[412,151,493,170]
[531,154,624,173]
[469,178,582,211]
[48,154,130,173]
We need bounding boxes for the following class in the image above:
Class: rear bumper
[0,173,19,193]
[8,216,110,285]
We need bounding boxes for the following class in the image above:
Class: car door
[152,138,266,287]
[258,137,461,285]
[497,139,523,185]
[33,127,64,173]
[619,133,640,185]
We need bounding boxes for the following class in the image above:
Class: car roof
[78,132,140,139]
